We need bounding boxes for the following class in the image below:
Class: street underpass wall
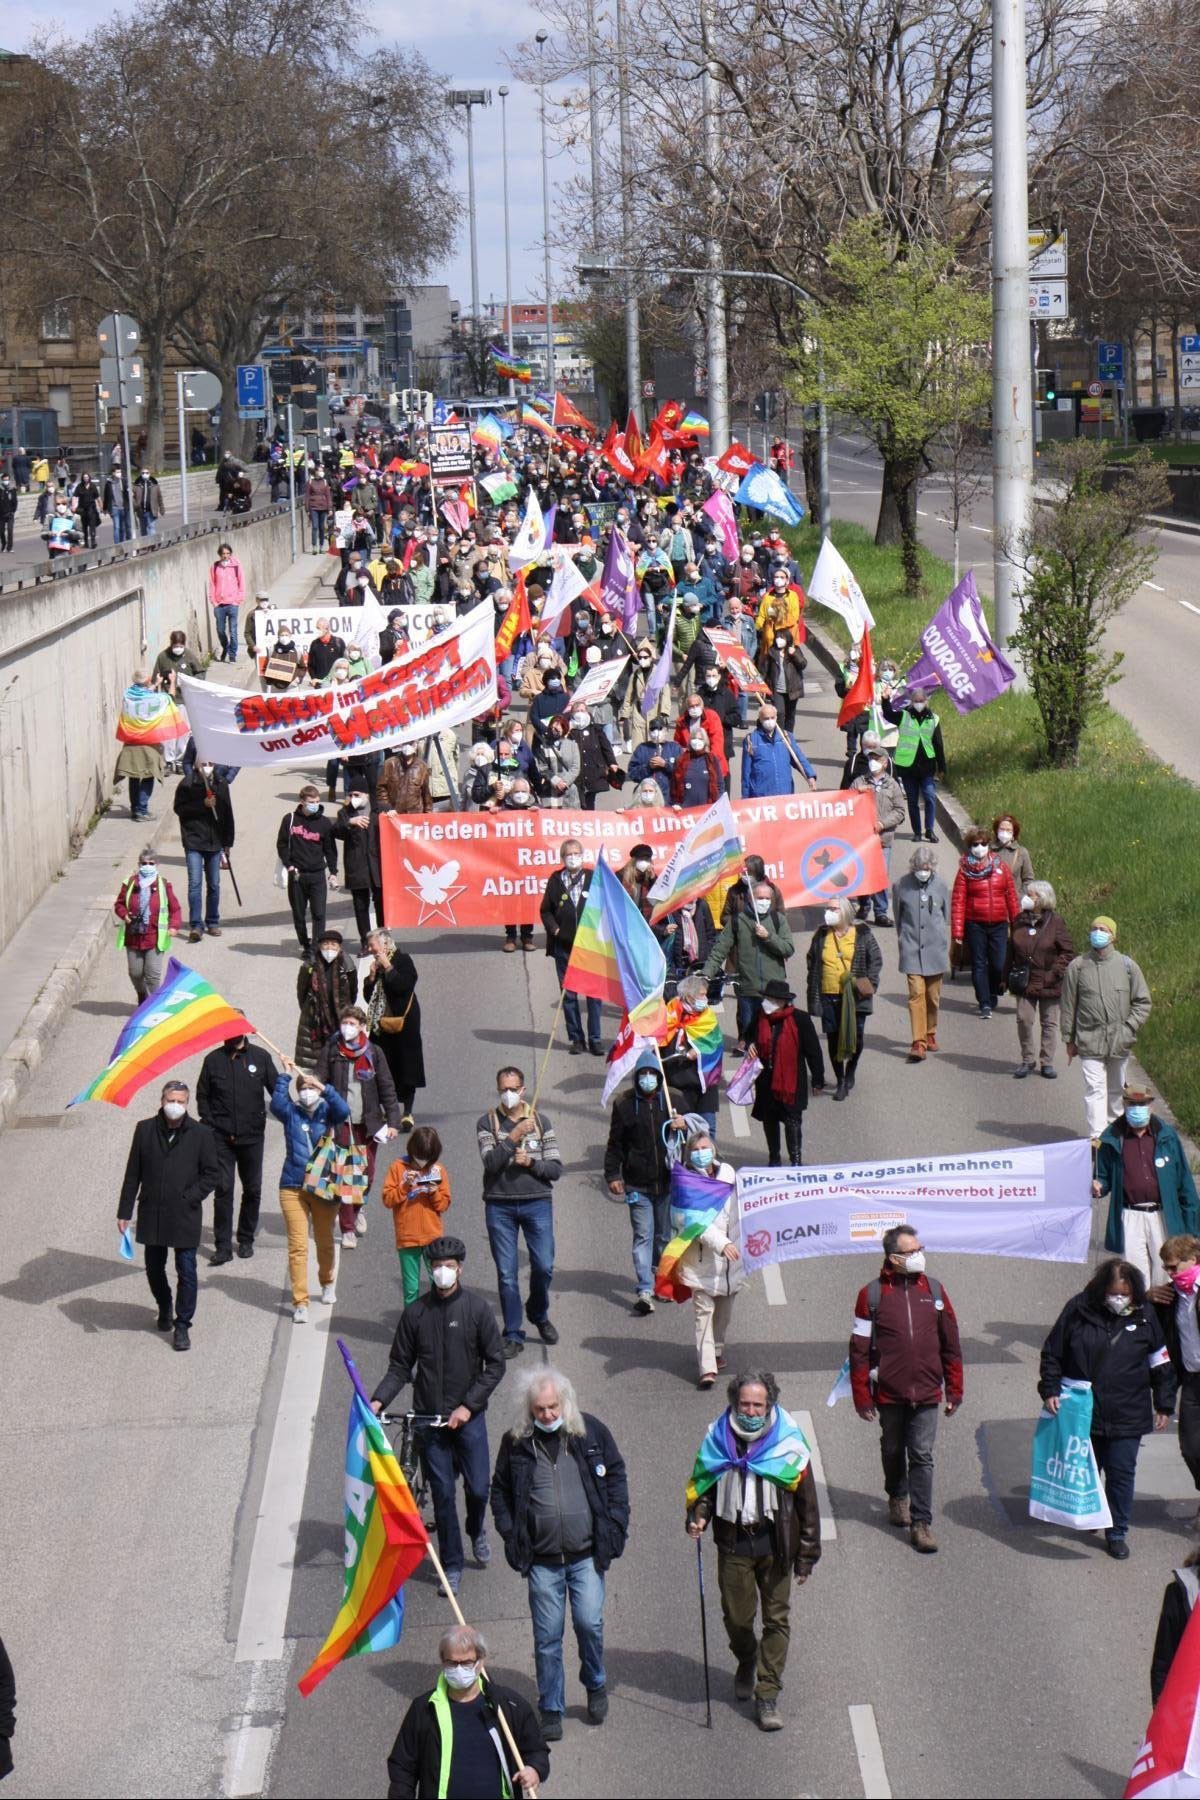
[0,508,295,956]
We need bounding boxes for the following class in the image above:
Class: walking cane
[221,849,243,907]
[695,1536,713,1728]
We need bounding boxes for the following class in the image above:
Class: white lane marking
[849,1704,892,1799]
[234,1298,335,1663]
[1142,580,1165,592]
[796,1409,837,1541]
[968,523,994,535]
[762,1262,786,1305]
[224,1724,273,1798]
[1179,599,1200,617]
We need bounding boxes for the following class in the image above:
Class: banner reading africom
[180,603,497,768]
[379,791,886,929]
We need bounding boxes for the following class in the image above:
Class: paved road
[0,567,1191,1799]
[818,432,1200,785]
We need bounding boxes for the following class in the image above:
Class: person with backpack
[849,1223,963,1555]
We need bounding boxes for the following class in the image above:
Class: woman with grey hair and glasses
[892,844,951,1062]
[1006,879,1075,1080]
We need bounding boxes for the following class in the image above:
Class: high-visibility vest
[429,1676,512,1800]
[115,875,171,952]
[893,710,939,768]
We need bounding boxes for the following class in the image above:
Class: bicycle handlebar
[380,1411,451,1427]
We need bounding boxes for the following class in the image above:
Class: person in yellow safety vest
[385,1624,549,1799]
[113,849,182,1004]
[883,684,947,843]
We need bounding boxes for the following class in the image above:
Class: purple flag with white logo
[903,571,1016,713]
[601,525,638,632]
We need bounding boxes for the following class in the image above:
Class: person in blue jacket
[627,716,681,802]
[741,702,819,798]
[270,1061,351,1322]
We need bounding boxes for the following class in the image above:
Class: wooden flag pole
[528,984,568,1116]
[422,1537,536,1792]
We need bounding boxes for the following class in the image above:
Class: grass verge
[786,519,1200,1138]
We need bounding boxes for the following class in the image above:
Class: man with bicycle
[372,1236,506,1598]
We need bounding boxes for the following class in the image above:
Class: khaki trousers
[692,1289,735,1378]
[716,1550,792,1700]
[905,973,943,1044]
[279,1186,338,1306]
[1121,1207,1166,1290]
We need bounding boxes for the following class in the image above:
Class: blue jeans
[420,1411,491,1575]
[485,1197,555,1341]
[1092,1433,1141,1538]
[901,769,938,836]
[128,775,154,818]
[736,994,761,1044]
[628,1187,671,1296]
[553,942,601,1046]
[965,918,1007,1010]
[111,508,131,543]
[527,1557,606,1715]
[143,1245,198,1326]
[186,848,222,930]
[308,509,328,549]
[214,603,239,658]
[138,510,157,536]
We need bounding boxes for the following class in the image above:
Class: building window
[48,384,73,429]
[41,303,73,341]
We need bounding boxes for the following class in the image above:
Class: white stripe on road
[849,1704,893,1799]
[1180,599,1200,617]
[1142,579,1165,592]
[796,1409,837,1542]
[224,1724,273,1799]
[762,1262,786,1305]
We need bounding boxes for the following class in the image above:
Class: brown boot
[907,1041,927,1063]
[888,1495,911,1527]
[910,1521,938,1554]
[925,1032,939,1053]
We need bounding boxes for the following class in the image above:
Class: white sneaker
[341,1230,357,1249]
[320,1283,336,1304]
[354,1210,368,1237]
[293,1304,309,1323]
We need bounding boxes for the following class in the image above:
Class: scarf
[336,1034,375,1082]
[763,1009,801,1106]
[678,907,699,964]
[135,869,156,927]
[962,852,998,882]
[687,1405,811,1510]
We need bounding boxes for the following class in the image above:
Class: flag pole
[695,1537,714,1728]
[528,985,568,1115]
[420,1538,537,1792]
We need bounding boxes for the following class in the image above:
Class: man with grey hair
[490,1368,629,1742]
[385,1622,549,1798]
[117,1080,220,1353]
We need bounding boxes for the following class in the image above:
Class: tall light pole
[698,0,729,455]
[535,33,555,392]
[614,0,642,427]
[447,89,492,329]
[990,0,1032,650]
[498,85,516,401]
[584,0,604,252]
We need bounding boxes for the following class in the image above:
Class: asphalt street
[0,557,1194,1800]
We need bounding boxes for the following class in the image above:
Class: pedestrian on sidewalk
[477,1067,563,1359]
[850,1224,963,1554]
[892,844,950,1062]
[604,1049,683,1314]
[103,469,131,543]
[115,671,164,820]
[277,784,339,956]
[316,1005,401,1247]
[0,473,17,553]
[491,1367,629,1742]
[991,813,1035,890]
[883,684,946,842]
[950,828,1021,1020]
[132,468,164,537]
[174,757,234,941]
[364,930,425,1131]
[685,1371,821,1733]
[197,1033,278,1264]
[371,1236,506,1597]
[114,848,181,1003]
[1093,1085,1199,1288]
[117,1079,221,1353]
[1006,879,1074,1079]
[1061,916,1152,1146]
[206,543,245,662]
[305,469,332,552]
[384,1625,548,1799]
[751,980,825,1167]
[270,1062,350,1321]
[806,898,882,1101]
[295,928,359,1069]
[381,1126,451,1306]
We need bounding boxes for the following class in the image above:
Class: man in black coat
[539,838,600,1055]
[196,1035,278,1264]
[117,1080,221,1352]
[174,758,235,942]
[372,1237,506,1597]
[305,619,347,683]
[604,1050,687,1315]
[386,1625,547,1799]
[490,1367,629,1740]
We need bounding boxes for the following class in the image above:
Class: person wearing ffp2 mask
[117,1081,222,1354]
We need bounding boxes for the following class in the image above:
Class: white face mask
[572,714,589,730]
[689,738,706,753]
[162,1101,186,1123]
[350,795,367,809]
[997,829,1014,845]
[902,1251,926,1275]
[823,909,842,928]
[868,758,885,775]
[914,868,933,884]
[299,1088,322,1109]
[968,844,987,860]
[442,1662,478,1691]
[499,1089,523,1110]
[564,855,582,871]
[431,1265,459,1292]
[760,718,777,734]
[753,898,772,916]
[760,998,780,1015]
[340,1022,363,1043]
[320,945,340,963]
[1106,1293,1132,1316]
[1020,895,1035,911]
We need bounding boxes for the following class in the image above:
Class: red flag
[653,399,684,433]
[1126,1598,1200,1795]
[718,440,757,478]
[457,479,477,517]
[637,428,671,487]
[603,432,637,482]
[553,392,595,436]
[557,429,591,455]
[495,571,533,659]
[837,629,874,728]
[601,419,618,457]
[625,409,644,468]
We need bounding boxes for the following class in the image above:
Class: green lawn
[1106,441,1200,466]
[787,519,1200,1138]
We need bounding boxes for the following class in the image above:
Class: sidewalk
[0,551,331,1132]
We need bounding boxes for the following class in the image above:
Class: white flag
[349,586,389,663]
[538,553,590,635]
[507,491,545,570]
[807,538,876,643]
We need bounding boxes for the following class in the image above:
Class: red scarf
[759,1008,801,1105]
[336,1034,375,1081]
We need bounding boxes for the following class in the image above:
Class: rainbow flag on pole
[680,410,710,438]
[648,794,745,923]
[685,1402,812,1506]
[521,404,557,441]
[116,687,187,746]
[69,959,255,1107]
[562,852,668,1036]
[488,344,532,383]
[655,1163,731,1303]
[298,1341,429,1696]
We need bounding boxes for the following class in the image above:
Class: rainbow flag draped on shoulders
[298,1341,429,1696]
[70,959,254,1107]
[488,344,532,383]
[686,1402,812,1507]
[116,686,187,746]
[656,1162,731,1303]
[648,794,745,924]
[562,852,668,1036]
[661,995,724,1093]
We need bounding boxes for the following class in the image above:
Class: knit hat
[1091,915,1117,937]
[634,1048,661,1074]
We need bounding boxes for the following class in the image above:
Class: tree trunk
[1171,316,1181,443]
[800,415,819,522]
[896,467,923,595]
[1149,318,1159,406]
[875,452,904,546]
[1126,332,1138,408]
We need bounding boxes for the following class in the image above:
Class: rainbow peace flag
[655,1163,731,1303]
[648,794,745,924]
[529,393,554,416]
[488,343,533,383]
[298,1341,429,1696]
[116,687,187,747]
[680,410,710,438]
[662,996,724,1093]
[686,1402,812,1507]
[69,959,255,1107]
[521,404,556,440]
[563,852,668,1036]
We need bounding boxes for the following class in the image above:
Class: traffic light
[1035,368,1057,404]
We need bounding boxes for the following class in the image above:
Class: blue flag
[733,463,806,527]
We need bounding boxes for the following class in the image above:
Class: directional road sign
[1098,342,1124,382]
[236,363,266,416]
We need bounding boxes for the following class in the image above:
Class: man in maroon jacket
[849,1223,963,1554]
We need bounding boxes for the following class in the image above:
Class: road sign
[1028,280,1068,319]
[236,363,266,414]
[1180,335,1200,355]
[1087,382,1103,397]
[641,379,656,399]
[181,371,222,410]
[1098,342,1124,382]
[1182,370,1200,390]
[1182,353,1200,373]
[1029,231,1067,279]
[97,313,140,354]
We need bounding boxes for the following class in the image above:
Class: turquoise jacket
[1099,1116,1199,1254]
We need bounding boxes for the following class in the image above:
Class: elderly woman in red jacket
[670,726,723,809]
[950,827,1020,1019]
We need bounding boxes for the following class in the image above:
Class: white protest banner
[182,603,497,769]
[705,626,769,696]
[736,1139,1092,1268]
[564,654,629,713]
[256,607,366,662]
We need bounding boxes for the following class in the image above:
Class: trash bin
[1131,408,1168,442]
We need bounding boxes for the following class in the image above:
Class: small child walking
[381,1125,451,1304]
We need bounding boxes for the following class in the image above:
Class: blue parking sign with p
[236,364,266,412]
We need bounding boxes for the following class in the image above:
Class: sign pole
[178,371,189,527]
[287,402,298,560]
[114,324,139,545]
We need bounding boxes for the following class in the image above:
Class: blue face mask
[637,1072,659,1094]
[1090,929,1112,950]
[1125,1105,1150,1129]
[690,1147,714,1170]
[534,1416,563,1433]
[733,1411,768,1435]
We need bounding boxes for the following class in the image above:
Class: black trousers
[351,885,384,943]
[212,1134,265,1250]
[1180,1371,1200,1490]
[763,1114,804,1166]
[288,871,327,950]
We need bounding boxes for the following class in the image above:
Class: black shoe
[502,1339,525,1359]
[924,830,939,843]
[156,1304,174,1331]
[236,1242,254,1259]
[833,1079,848,1101]
[1106,1536,1131,1560]
[209,1249,233,1267]
[534,1317,560,1345]
[539,1711,563,1742]
[874,915,892,929]
[172,1323,191,1353]
[588,1042,603,1056]
[1040,1065,1058,1080]
[568,1041,584,1056]
[734,1656,758,1701]
[586,1686,608,1724]
[1013,1063,1034,1079]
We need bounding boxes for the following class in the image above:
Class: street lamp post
[990,0,1032,651]
[498,85,515,401]
[535,33,555,393]
[614,0,641,427]
[698,0,730,455]
[447,90,492,329]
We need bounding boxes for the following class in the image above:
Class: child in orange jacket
[381,1125,451,1304]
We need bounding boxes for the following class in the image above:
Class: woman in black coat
[294,937,359,1068]
[73,472,103,547]
[362,929,425,1129]
[335,795,384,951]
[1039,1257,1176,1559]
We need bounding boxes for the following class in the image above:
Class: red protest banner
[380,792,885,928]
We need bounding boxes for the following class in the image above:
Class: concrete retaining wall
[0,508,294,954]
